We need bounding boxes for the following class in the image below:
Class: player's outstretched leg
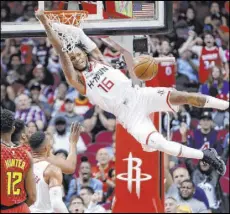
[145,132,226,176]
[168,90,229,111]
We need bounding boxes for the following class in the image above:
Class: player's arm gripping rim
[35,10,85,94]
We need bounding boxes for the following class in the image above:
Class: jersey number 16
[98,77,114,92]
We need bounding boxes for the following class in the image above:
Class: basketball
[133,55,158,81]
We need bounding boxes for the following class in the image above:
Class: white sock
[204,95,229,110]
[147,132,204,159]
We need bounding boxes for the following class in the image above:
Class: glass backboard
[1,1,172,38]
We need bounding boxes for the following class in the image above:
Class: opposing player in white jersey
[36,10,228,175]
[28,123,81,213]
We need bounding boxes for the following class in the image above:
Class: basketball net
[44,10,88,52]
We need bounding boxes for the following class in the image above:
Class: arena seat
[217,129,228,141]
[172,129,193,142]
[80,132,92,146]
[95,131,113,143]
[190,118,199,129]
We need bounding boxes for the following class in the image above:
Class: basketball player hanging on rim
[36,10,229,175]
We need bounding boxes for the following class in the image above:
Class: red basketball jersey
[1,144,30,206]
[157,61,176,87]
[199,47,222,83]
[20,144,32,153]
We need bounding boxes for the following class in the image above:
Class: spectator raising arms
[179,30,229,83]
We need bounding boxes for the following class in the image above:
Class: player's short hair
[70,41,89,56]
[29,131,46,150]
[11,119,25,143]
[54,149,68,159]
[0,109,15,133]
[80,186,94,195]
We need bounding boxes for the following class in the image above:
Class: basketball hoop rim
[44,10,88,16]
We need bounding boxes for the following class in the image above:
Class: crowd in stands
[1,1,229,213]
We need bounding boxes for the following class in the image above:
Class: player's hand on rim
[35,9,46,21]
[69,122,82,144]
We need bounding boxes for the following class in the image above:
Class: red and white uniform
[191,46,227,83]
[29,161,53,213]
[82,61,178,144]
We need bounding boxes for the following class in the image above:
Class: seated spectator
[1,83,16,112]
[199,65,229,129]
[29,82,53,121]
[165,197,178,213]
[47,48,62,74]
[28,64,55,102]
[66,159,103,204]
[52,116,86,154]
[199,65,229,101]
[32,38,50,66]
[83,106,116,141]
[1,39,19,65]
[6,53,29,95]
[92,148,115,193]
[185,7,203,36]
[163,106,191,132]
[26,121,38,137]
[79,187,106,213]
[49,96,84,133]
[204,2,227,27]
[166,167,210,210]
[51,82,68,116]
[68,196,85,213]
[16,4,35,22]
[178,180,209,213]
[1,4,11,22]
[15,93,46,130]
[177,50,199,84]
[187,111,223,154]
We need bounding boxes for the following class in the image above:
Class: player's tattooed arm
[186,94,206,107]
[77,75,85,86]
[169,91,206,108]
[35,10,63,54]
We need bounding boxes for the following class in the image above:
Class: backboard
[1,1,173,38]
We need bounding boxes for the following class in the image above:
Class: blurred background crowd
[1,1,229,213]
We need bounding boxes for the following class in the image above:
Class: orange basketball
[133,55,158,81]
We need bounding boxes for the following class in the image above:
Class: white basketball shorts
[115,85,179,145]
